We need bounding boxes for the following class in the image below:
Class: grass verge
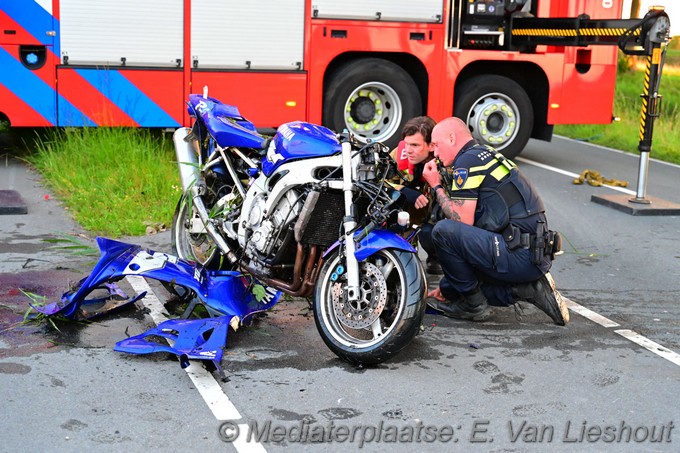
[27,127,180,237]
[555,62,680,165]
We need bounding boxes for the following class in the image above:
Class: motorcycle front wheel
[314,248,427,365]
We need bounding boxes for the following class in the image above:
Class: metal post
[629,11,669,204]
[632,151,651,203]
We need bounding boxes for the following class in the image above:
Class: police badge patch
[452,168,468,189]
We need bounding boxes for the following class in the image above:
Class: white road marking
[517,154,680,368]
[126,276,172,324]
[564,299,620,328]
[567,297,680,368]
[128,265,680,452]
[554,135,680,170]
[614,329,680,367]
[516,156,637,195]
[234,424,268,453]
[126,275,265,452]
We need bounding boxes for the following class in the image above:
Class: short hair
[401,116,436,143]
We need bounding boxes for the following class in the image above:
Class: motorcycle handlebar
[354,221,377,242]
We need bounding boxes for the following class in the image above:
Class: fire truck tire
[455,75,533,159]
[323,58,421,150]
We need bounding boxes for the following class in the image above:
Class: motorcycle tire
[314,248,427,365]
[171,193,224,269]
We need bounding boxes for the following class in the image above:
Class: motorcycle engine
[242,189,301,258]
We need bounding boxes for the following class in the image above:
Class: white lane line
[234,425,268,453]
[519,156,680,367]
[564,299,620,328]
[614,329,680,367]
[553,135,680,170]
[516,156,637,196]
[126,276,172,324]
[185,362,242,420]
[126,276,266,452]
[565,298,680,368]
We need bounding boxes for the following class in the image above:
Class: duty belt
[503,224,562,264]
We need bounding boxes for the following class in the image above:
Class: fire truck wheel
[323,58,421,150]
[455,75,533,159]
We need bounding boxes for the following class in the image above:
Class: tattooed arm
[423,159,477,225]
[432,187,477,225]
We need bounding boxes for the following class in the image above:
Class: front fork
[340,135,361,303]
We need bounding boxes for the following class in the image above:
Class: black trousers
[431,220,551,306]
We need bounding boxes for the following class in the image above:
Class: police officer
[390,116,442,274]
[421,117,569,325]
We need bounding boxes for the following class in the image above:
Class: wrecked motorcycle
[170,90,427,365]
[34,90,427,368]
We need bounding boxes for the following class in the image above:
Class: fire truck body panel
[307,19,446,123]
[0,0,54,47]
[0,0,630,157]
[57,68,184,127]
[311,0,443,22]
[1,1,57,126]
[191,0,305,70]
[192,71,308,127]
[60,0,183,67]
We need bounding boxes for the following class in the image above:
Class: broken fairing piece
[114,316,232,372]
[32,237,281,369]
[32,237,280,320]
[32,279,146,320]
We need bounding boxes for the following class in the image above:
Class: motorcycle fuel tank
[262,121,342,176]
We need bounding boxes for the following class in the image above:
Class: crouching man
[389,116,443,274]
[421,117,569,325]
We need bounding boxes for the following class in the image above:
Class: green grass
[27,127,180,236]
[555,59,680,165]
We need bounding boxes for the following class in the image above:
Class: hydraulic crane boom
[510,8,671,205]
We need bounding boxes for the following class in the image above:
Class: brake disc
[331,262,388,329]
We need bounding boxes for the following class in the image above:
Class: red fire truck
[0,0,634,157]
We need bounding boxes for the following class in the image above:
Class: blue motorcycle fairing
[32,237,282,370]
[188,94,267,149]
[32,237,281,322]
[323,229,417,261]
[262,121,341,176]
[114,316,231,371]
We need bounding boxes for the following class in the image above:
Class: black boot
[512,272,569,326]
[426,257,443,275]
[428,290,490,322]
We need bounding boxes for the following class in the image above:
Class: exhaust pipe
[173,127,200,193]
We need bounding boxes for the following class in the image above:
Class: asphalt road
[1,136,679,453]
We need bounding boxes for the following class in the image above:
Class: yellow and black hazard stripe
[511,27,639,38]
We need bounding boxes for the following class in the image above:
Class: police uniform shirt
[445,140,546,235]
[445,140,512,201]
